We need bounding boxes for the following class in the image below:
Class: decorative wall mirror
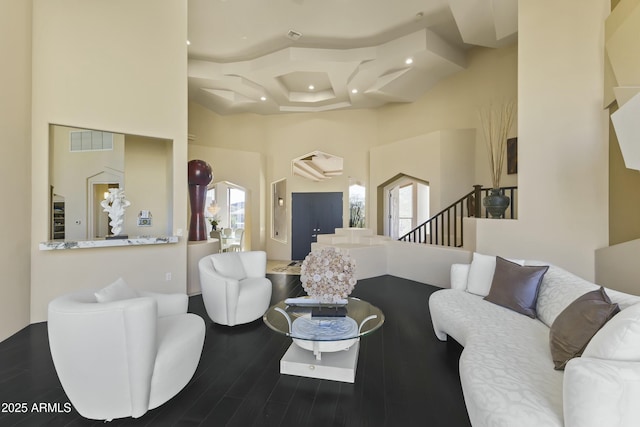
[48,124,173,241]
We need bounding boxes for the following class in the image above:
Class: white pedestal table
[263,297,384,383]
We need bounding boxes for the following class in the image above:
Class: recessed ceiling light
[405,58,413,65]
[308,85,315,91]
[260,96,267,101]
[351,88,358,94]
[186,40,191,46]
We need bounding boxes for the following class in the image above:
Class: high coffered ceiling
[187,0,517,115]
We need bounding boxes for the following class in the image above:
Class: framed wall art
[507,137,518,174]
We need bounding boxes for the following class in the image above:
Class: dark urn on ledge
[188,160,213,241]
[483,188,510,219]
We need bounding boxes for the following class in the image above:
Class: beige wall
[265,109,377,260]
[475,0,610,281]
[377,45,519,191]
[369,129,476,234]
[0,0,32,341]
[188,105,268,155]
[30,0,188,322]
[596,238,640,295]
[124,135,173,237]
[386,241,472,287]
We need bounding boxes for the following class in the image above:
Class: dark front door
[291,192,343,260]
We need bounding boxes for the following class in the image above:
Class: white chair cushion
[210,253,246,280]
[582,303,640,361]
[94,277,138,303]
[466,252,524,296]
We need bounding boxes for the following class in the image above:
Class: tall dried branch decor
[479,101,516,189]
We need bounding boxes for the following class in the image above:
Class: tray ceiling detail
[292,151,344,182]
[187,0,518,115]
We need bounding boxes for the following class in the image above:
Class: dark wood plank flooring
[0,274,470,427]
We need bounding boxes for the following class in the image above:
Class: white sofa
[429,257,640,427]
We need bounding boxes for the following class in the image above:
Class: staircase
[398,185,518,248]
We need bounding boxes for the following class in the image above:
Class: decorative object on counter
[479,101,516,218]
[208,215,219,231]
[300,247,357,304]
[100,188,131,239]
[188,160,213,241]
[137,210,152,226]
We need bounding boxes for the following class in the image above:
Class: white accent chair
[227,228,244,252]
[48,289,205,421]
[198,251,272,326]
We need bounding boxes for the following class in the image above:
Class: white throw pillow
[211,253,246,280]
[466,253,525,296]
[94,277,139,303]
[450,264,471,290]
[583,302,640,361]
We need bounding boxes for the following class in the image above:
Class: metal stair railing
[398,185,517,247]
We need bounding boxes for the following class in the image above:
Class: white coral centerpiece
[300,247,357,303]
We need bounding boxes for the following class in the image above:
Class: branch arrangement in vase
[479,101,516,189]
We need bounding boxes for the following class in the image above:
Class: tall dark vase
[188,160,213,241]
[483,188,510,219]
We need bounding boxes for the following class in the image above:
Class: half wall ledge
[39,236,179,251]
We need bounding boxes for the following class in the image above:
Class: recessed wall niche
[48,124,173,242]
[272,178,287,243]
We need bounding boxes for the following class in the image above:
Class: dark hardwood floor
[0,274,470,427]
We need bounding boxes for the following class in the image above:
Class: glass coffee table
[263,297,384,383]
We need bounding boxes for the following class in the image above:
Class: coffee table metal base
[280,341,360,383]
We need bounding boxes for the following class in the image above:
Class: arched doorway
[377,174,430,240]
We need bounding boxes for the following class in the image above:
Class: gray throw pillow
[484,256,549,318]
[549,287,620,370]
